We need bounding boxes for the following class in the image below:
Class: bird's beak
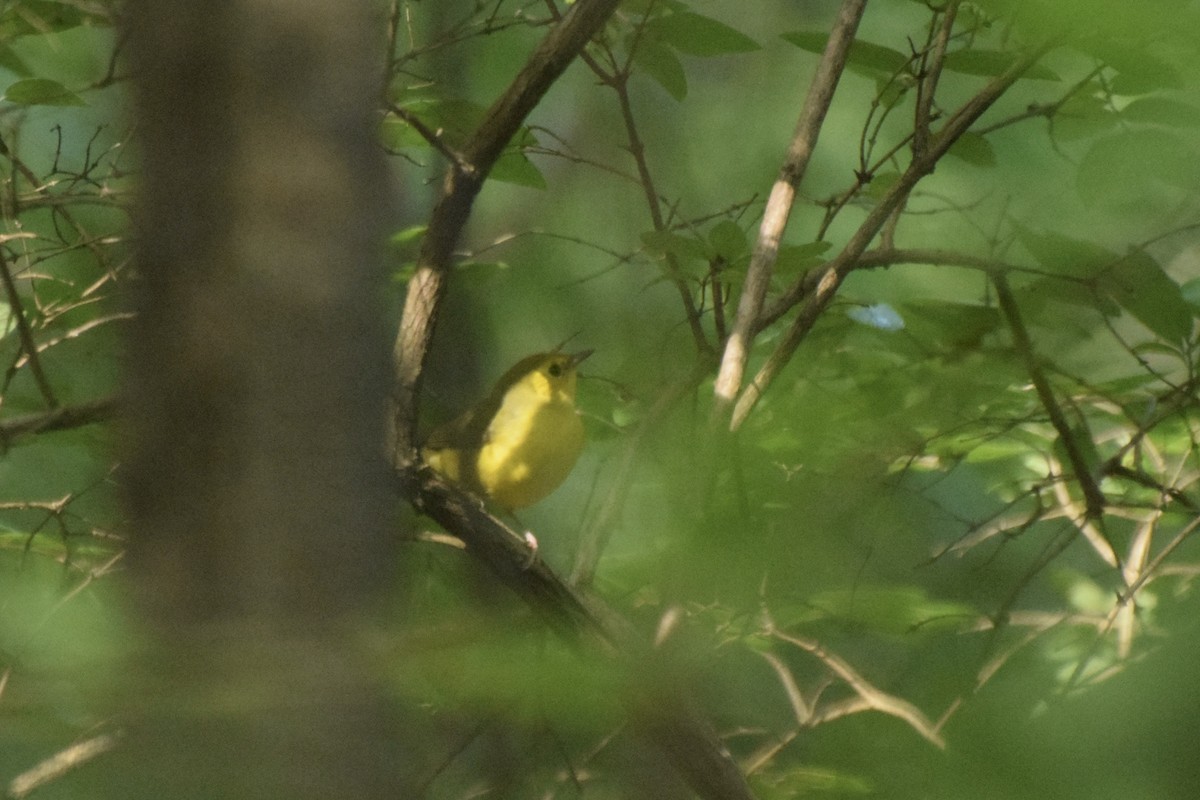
[569,349,594,368]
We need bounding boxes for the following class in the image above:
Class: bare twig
[711,0,866,423]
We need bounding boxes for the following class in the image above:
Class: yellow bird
[422,350,592,512]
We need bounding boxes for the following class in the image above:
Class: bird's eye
[547,361,564,377]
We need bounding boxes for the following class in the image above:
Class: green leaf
[1077,129,1200,208]
[490,148,547,189]
[781,32,909,76]
[3,78,84,106]
[947,131,996,167]
[1050,91,1120,142]
[942,49,1060,81]
[645,11,759,57]
[1121,97,1200,128]
[0,1,89,38]
[1080,42,1184,94]
[804,585,977,636]
[0,45,31,76]
[1181,277,1200,311]
[1097,250,1194,342]
[774,240,831,277]
[633,39,688,100]
[707,220,747,263]
[1014,226,1117,279]
[641,230,710,261]
[389,225,426,249]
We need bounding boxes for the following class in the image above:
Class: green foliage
[4,0,1200,797]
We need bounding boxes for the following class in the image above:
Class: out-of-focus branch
[994,274,1107,520]
[0,244,58,408]
[400,465,759,800]
[0,394,119,447]
[711,0,866,424]
[389,0,622,464]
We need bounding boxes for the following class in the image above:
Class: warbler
[422,350,592,512]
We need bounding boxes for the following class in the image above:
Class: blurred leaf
[753,765,874,798]
[708,219,747,262]
[0,1,89,38]
[943,49,1060,81]
[0,44,31,75]
[1082,41,1184,94]
[1121,97,1200,128]
[804,585,977,636]
[491,148,547,189]
[781,31,910,76]
[3,77,84,106]
[641,229,710,261]
[947,131,996,166]
[905,300,1002,353]
[634,39,688,100]
[1181,276,1200,310]
[1051,90,1120,142]
[1098,250,1194,342]
[644,11,760,56]
[1077,129,1200,208]
[774,240,831,278]
[1015,226,1117,279]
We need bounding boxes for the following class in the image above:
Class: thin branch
[711,0,866,422]
[0,394,119,447]
[570,360,707,587]
[0,246,58,408]
[993,273,1107,520]
[913,1,959,157]
[731,40,1057,430]
[769,628,946,749]
[7,731,123,799]
[385,102,470,169]
[610,70,711,356]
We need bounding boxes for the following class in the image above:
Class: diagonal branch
[730,40,1056,430]
[389,0,622,462]
[401,466,758,800]
[993,273,1107,520]
[711,0,866,423]
[0,394,119,447]
[0,243,58,408]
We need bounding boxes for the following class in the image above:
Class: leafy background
[4,0,1200,797]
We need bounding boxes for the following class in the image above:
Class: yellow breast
[475,382,585,511]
